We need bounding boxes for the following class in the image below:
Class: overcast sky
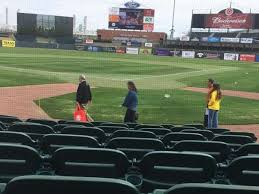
[0,0,258,36]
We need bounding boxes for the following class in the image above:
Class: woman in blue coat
[122,81,138,123]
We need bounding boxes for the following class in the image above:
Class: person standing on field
[204,79,214,127]
[208,83,222,128]
[76,74,92,108]
[122,81,138,123]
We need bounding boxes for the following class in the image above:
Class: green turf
[36,87,259,125]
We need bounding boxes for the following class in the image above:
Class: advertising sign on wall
[180,36,190,41]
[224,53,239,61]
[144,43,153,48]
[240,38,253,44]
[182,51,195,58]
[240,54,256,62]
[221,37,240,43]
[126,47,139,55]
[256,55,259,62]
[139,48,152,55]
[2,40,16,48]
[208,37,220,43]
[196,52,221,59]
[116,47,126,54]
[155,48,171,56]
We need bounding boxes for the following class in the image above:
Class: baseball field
[0,47,259,124]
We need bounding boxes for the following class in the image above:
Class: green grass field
[1,47,259,124]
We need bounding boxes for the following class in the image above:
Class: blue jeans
[208,109,219,128]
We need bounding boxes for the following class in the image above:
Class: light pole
[170,0,176,40]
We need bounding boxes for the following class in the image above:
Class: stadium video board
[17,13,73,37]
[191,8,258,29]
[109,8,155,31]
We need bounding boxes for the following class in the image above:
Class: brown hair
[211,83,222,100]
[128,81,137,93]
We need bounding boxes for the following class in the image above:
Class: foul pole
[170,0,176,39]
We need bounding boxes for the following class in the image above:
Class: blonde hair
[79,74,86,81]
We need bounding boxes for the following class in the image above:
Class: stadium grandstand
[1,0,259,194]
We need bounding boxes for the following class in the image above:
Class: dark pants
[124,109,136,123]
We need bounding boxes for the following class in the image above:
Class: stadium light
[170,0,176,39]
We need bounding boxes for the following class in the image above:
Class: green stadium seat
[40,134,100,154]
[235,143,259,157]
[135,124,163,130]
[110,130,157,139]
[61,126,106,143]
[106,138,165,161]
[207,128,230,134]
[90,121,112,126]
[140,128,172,137]
[182,130,215,140]
[0,131,35,147]
[52,124,71,132]
[157,183,259,194]
[100,123,129,128]
[0,144,41,182]
[161,124,175,129]
[26,119,58,127]
[139,151,217,192]
[162,133,207,148]
[223,131,257,142]
[170,126,197,133]
[52,147,130,178]
[0,121,6,130]
[9,122,55,141]
[227,156,259,186]
[172,140,230,163]
[98,126,129,134]
[183,124,205,130]
[62,121,94,127]
[125,123,139,129]
[0,116,22,125]
[4,175,139,194]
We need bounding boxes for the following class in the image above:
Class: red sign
[206,13,252,29]
[116,47,126,54]
[143,24,154,31]
[240,54,256,62]
[144,9,155,17]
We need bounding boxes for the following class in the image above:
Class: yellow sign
[2,40,16,48]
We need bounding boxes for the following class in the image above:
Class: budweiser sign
[206,13,252,29]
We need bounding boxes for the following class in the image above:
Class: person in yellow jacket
[208,83,222,128]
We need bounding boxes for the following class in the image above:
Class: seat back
[227,156,259,186]
[139,152,216,191]
[207,128,230,134]
[0,144,41,182]
[140,128,172,137]
[162,133,207,147]
[182,130,214,140]
[52,148,130,178]
[4,175,139,194]
[107,138,165,161]
[0,116,22,125]
[135,124,163,130]
[9,122,55,141]
[161,124,175,129]
[125,123,139,129]
[26,119,57,127]
[236,143,259,157]
[100,123,129,128]
[0,131,35,146]
[171,127,197,132]
[183,124,204,130]
[40,134,100,154]
[0,121,6,130]
[61,126,106,143]
[98,126,128,134]
[111,130,157,139]
[223,131,257,142]
[52,124,71,132]
[90,121,112,126]
[165,183,259,194]
[62,121,94,127]
[212,135,253,149]
[173,141,230,163]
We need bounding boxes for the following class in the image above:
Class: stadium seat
[52,147,130,178]
[161,124,175,129]
[0,116,22,125]
[90,121,112,126]
[61,121,94,127]
[61,126,106,143]
[182,130,215,140]
[135,124,163,130]
[26,119,58,127]
[100,123,129,128]
[4,175,139,194]
[107,138,165,161]
[0,121,6,130]
[158,183,259,194]
[207,128,230,134]
[223,131,257,142]
[125,123,139,129]
[98,126,129,134]
[110,130,157,139]
[162,133,207,148]
[0,131,35,147]
[52,124,71,132]
[171,127,197,133]
[172,140,230,163]
[212,135,254,150]
[0,144,41,182]
[235,143,259,157]
[183,124,205,130]
[40,134,100,154]
[139,151,217,192]
[9,122,55,141]
[140,128,172,137]
[227,156,259,186]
